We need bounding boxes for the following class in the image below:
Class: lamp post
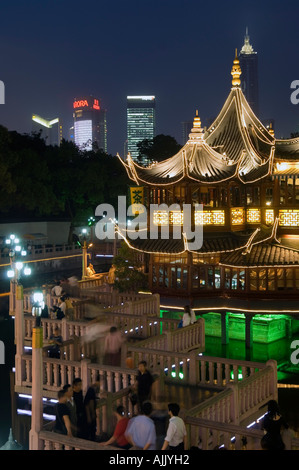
[79,228,93,279]
[6,234,31,316]
[29,291,44,450]
[5,234,31,387]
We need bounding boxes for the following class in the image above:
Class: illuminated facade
[127,96,156,162]
[73,96,107,152]
[118,52,299,305]
[32,114,63,146]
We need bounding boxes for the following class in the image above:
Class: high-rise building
[239,28,259,116]
[32,114,63,146]
[181,121,193,145]
[73,96,107,152]
[127,96,156,161]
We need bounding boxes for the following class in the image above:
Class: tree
[137,134,182,164]
[113,242,148,293]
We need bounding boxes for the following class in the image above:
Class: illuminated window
[231,208,245,225]
[279,210,299,227]
[246,209,261,224]
[194,210,225,225]
[265,209,274,225]
[169,211,183,225]
[153,211,169,225]
[249,270,257,291]
[267,269,275,291]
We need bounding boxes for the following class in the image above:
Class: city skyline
[0,1,299,157]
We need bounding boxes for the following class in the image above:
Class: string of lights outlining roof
[118,51,289,186]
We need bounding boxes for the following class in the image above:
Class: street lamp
[78,228,92,279]
[31,292,44,328]
[6,234,31,316]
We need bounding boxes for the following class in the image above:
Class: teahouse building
[118,52,299,317]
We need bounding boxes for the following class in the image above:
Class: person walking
[83,377,101,440]
[63,384,78,437]
[72,378,85,438]
[161,403,187,451]
[104,326,124,366]
[260,400,289,450]
[134,361,154,411]
[54,389,72,437]
[125,401,156,450]
[101,406,131,449]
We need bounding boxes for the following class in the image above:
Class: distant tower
[127,96,156,162]
[73,96,107,152]
[181,121,193,144]
[239,28,259,116]
[32,114,62,146]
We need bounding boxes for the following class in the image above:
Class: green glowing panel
[202,312,289,344]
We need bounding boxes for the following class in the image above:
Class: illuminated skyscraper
[127,96,156,161]
[32,114,63,146]
[73,96,107,152]
[239,28,259,116]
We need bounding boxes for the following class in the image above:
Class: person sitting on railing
[86,263,96,277]
[54,389,73,437]
[101,406,131,449]
[51,281,63,297]
[65,295,74,321]
[48,327,63,358]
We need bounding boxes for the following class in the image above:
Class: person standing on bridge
[125,401,156,450]
[181,305,196,327]
[134,361,154,411]
[161,403,187,451]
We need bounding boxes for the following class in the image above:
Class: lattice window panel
[169,211,184,225]
[153,211,169,225]
[265,209,274,225]
[194,210,225,225]
[246,209,261,224]
[279,210,299,227]
[231,208,245,225]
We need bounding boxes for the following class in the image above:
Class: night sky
[0,0,299,156]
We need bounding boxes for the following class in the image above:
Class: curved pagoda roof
[120,51,299,184]
[119,51,279,186]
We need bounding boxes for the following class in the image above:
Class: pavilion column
[220,312,229,345]
[245,313,254,350]
[29,327,44,450]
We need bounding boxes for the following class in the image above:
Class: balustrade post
[15,285,25,387]
[29,326,44,450]
[228,383,240,425]
[81,359,91,396]
[266,359,278,401]
[189,350,198,386]
[165,331,172,351]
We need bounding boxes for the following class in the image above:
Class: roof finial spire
[231,49,242,87]
[193,109,201,129]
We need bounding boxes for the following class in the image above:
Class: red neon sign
[73,99,89,109]
[93,99,100,110]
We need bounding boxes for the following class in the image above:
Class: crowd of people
[53,361,188,451]
[53,372,291,451]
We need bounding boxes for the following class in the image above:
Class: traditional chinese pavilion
[118,52,299,326]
